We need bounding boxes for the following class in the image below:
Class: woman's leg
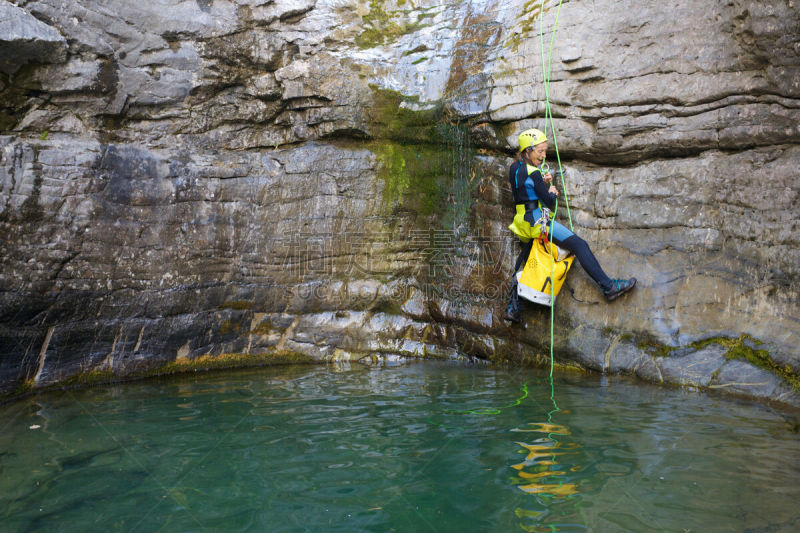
[514,240,533,272]
[547,220,613,292]
[505,239,532,322]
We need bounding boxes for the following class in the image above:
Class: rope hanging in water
[434,0,570,419]
[536,6,570,507]
[460,0,569,415]
[436,7,582,521]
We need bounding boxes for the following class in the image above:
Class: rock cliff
[1,0,799,406]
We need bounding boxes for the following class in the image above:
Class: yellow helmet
[518,128,547,152]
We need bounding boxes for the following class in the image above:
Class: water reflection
[509,383,585,532]
[1,364,799,532]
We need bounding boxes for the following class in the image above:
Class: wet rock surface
[1,0,798,407]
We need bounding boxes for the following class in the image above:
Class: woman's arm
[529,171,557,210]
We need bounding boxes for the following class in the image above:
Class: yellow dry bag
[516,238,573,306]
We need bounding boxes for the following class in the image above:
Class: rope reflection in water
[511,423,578,497]
[509,378,587,532]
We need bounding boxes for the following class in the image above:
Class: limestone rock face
[1,0,798,405]
[0,1,67,75]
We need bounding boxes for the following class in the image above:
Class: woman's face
[532,142,548,164]
[525,142,548,165]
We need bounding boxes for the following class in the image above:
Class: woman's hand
[549,185,559,197]
[543,172,553,184]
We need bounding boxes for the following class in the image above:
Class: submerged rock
[0,0,798,407]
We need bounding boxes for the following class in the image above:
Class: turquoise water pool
[1,362,799,532]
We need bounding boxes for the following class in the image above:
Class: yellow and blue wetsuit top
[508,160,557,242]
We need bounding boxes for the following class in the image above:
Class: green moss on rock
[11,378,36,397]
[368,86,442,143]
[218,318,245,335]
[367,86,475,229]
[691,334,800,392]
[372,140,449,216]
[155,351,314,375]
[249,319,274,335]
[62,369,118,387]
[0,351,318,403]
[637,337,678,358]
[221,300,253,311]
[493,351,586,374]
[503,1,556,51]
[355,0,429,49]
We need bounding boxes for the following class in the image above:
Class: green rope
[539,0,573,232]
[430,0,570,419]
[450,11,585,527]
[538,0,569,377]
[548,202,557,378]
[458,379,531,415]
[425,375,557,423]
[538,3,577,509]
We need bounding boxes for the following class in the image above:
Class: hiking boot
[504,308,521,323]
[504,276,522,323]
[604,278,636,301]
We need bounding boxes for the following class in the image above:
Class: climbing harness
[535,206,550,237]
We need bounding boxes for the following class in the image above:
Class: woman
[504,128,635,323]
